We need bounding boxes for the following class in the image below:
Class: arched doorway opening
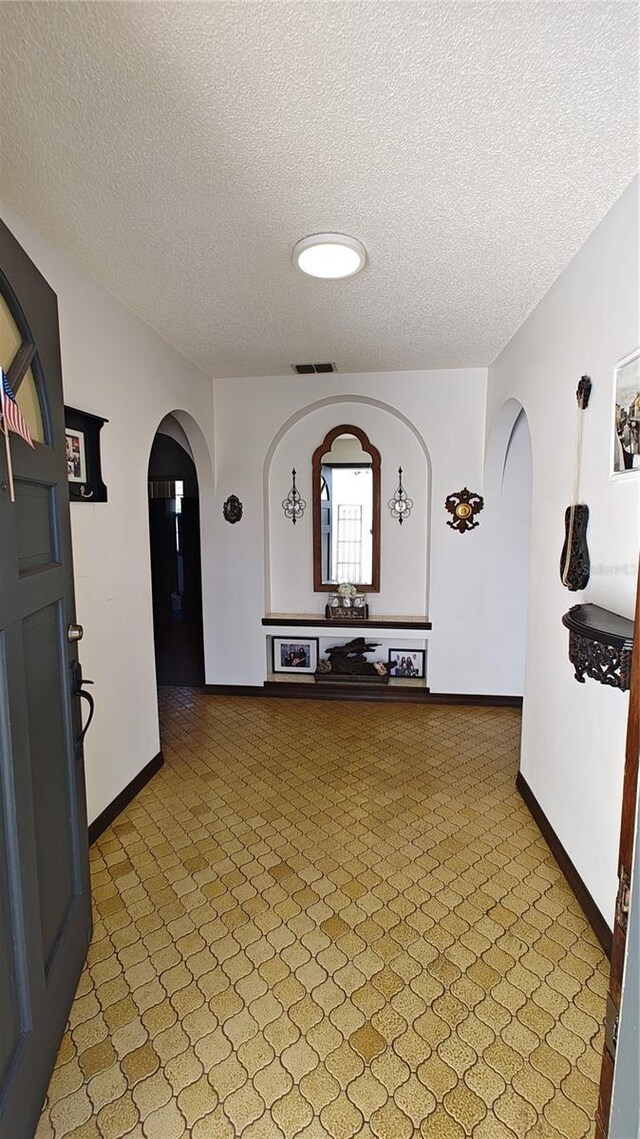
[148,417,204,685]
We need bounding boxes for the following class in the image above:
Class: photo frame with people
[388,649,425,679]
[272,637,319,674]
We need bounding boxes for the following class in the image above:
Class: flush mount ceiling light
[293,233,366,279]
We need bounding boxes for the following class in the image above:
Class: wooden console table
[562,603,634,691]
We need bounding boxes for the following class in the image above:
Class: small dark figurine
[324,638,384,677]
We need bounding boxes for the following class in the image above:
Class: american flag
[1,368,34,447]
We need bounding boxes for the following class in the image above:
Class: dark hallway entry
[148,429,205,685]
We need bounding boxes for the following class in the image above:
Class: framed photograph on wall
[272,637,318,674]
[65,427,87,483]
[64,406,109,501]
[388,648,425,679]
[612,348,640,477]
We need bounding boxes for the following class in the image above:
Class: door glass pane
[15,368,45,444]
[0,295,45,444]
[0,293,21,372]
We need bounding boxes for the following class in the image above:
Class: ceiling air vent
[293,362,336,375]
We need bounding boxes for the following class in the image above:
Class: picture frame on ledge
[272,637,319,674]
[388,649,426,679]
[64,406,108,502]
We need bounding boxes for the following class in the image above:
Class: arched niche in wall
[484,397,531,496]
[265,398,431,618]
[483,398,533,698]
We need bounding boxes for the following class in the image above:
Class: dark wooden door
[595,557,640,1137]
[0,220,91,1139]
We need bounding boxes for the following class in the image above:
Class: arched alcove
[484,396,530,494]
[484,399,533,696]
[264,397,432,617]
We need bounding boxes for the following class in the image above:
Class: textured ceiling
[0,2,637,378]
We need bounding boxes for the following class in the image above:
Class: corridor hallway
[36,690,607,1139]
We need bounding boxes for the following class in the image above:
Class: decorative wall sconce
[282,468,306,525]
[223,494,243,524]
[445,487,484,533]
[388,467,413,525]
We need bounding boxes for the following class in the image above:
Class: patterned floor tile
[36,690,606,1138]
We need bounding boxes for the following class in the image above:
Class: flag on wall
[1,368,34,447]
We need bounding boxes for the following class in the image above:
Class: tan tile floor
[36,689,608,1139]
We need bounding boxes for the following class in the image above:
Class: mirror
[312,425,380,592]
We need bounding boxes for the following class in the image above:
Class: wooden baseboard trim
[263,682,431,703]
[204,683,522,707]
[88,751,164,845]
[417,692,522,708]
[205,684,266,697]
[516,771,612,959]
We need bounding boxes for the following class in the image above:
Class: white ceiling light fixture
[293,233,366,279]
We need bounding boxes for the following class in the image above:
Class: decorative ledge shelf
[262,613,432,630]
[266,673,426,689]
[263,680,432,703]
[562,603,634,691]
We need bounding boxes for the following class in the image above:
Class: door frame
[595,555,640,1137]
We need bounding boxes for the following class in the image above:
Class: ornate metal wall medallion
[445,487,484,533]
[282,468,306,525]
[223,494,243,524]
[388,467,413,525]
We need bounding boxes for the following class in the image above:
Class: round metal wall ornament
[445,487,484,533]
[223,494,243,524]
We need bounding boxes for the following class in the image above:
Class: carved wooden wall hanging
[445,487,484,533]
[560,375,592,590]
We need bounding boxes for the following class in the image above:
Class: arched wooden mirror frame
[312,424,381,592]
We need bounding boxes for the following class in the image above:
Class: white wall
[210,372,528,696]
[487,176,640,924]
[0,203,215,826]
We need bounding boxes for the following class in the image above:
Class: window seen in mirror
[321,464,372,583]
[313,426,380,592]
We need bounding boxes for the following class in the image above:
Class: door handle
[75,685,95,760]
[67,623,84,643]
[70,659,94,761]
